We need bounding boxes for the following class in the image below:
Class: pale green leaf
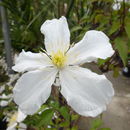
[100,128,111,130]
[71,26,82,33]
[59,106,70,120]
[38,109,54,127]
[90,118,103,129]
[109,22,120,35]
[115,38,128,66]
[125,22,130,39]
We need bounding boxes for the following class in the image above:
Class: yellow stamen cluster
[51,50,67,68]
[8,112,18,126]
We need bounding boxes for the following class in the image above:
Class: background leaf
[114,38,128,66]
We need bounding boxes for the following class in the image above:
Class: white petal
[0,94,9,99]
[112,3,121,10]
[12,50,52,72]
[67,30,114,65]
[13,67,58,115]
[0,86,5,93]
[40,16,70,54]
[59,66,114,117]
[18,123,27,130]
[7,123,17,130]
[17,109,27,122]
[0,100,9,107]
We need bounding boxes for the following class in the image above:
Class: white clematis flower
[7,109,27,130]
[0,94,12,107]
[12,16,115,117]
[112,0,130,10]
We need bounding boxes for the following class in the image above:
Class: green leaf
[100,128,111,130]
[49,100,59,109]
[71,126,78,130]
[59,106,70,120]
[46,128,57,130]
[71,114,79,121]
[127,40,130,51]
[95,14,103,23]
[38,109,54,127]
[125,22,130,39]
[109,21,120,35]
[97,58,109,66]
[59,121,70,127]
[71,26,82,33]
[113,67,119,78]
[90,118,103,129]
[38,104,48,113]
[115,38,128,66]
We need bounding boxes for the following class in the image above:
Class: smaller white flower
[18,123,27,130]
[7,109,27,130]
[0,94,12,107]
[112,2,121,10]
[13,16,114,117]
[0,94,9,99]
[7,73,20,86]
[0,100,9,107]
[0,86,5,93]
[112,0,130,10]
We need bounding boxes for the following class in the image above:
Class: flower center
[51,50,67,68]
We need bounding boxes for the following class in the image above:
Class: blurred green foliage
[0,0,129,75]
[0,65,9,84]
[0,0,130,69]
[90,118,111,130]
[24,99,79,129]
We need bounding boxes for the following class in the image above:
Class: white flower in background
[0,94,12,107]
[112,2,121,10]
[12,16,114,117]
[0,94,9,107]
[7,109,27,130]
[0,86,5,93]
[0,100,9,107]
[112,0,129,10]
